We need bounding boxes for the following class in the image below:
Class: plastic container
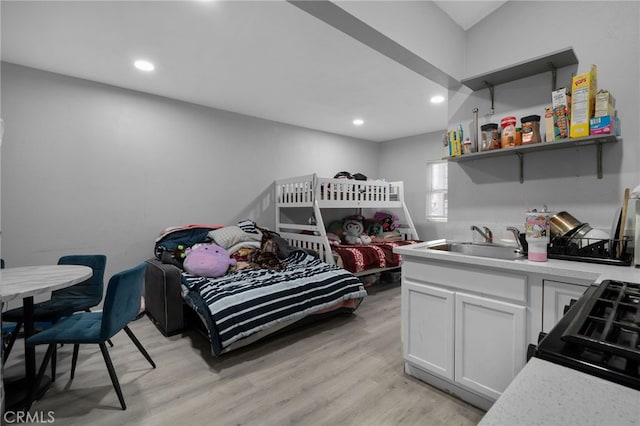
[480,123,500,151]
[521,115,541,144]
[500,116,518,148]
[525,209,551,262]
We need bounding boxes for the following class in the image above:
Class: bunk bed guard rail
[275,174,418,266]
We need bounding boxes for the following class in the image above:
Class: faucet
[471,225,493,243]
[506,226,524,251]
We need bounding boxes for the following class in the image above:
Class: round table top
[0,264,93,302]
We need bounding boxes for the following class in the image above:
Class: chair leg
[51,345,57,382]
[3,321,23,363]
[71,344,80,380]
[25,344,55,412]
[98,343,126,410]
[123,326,156,368]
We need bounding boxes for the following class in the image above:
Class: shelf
[461,47,578,91]
[446,134,620,183]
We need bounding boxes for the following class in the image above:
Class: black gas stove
[533,280,640,390]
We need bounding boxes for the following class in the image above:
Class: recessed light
[430,95,445,104]
[134,60,155,72]
[353,118,364,126]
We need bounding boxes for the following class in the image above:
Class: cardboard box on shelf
[590,115,620,136]
[544,106,555,142]
[570,65,598,138]
[552,88,571,140]
[595,90,616,117]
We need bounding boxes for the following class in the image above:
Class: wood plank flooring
[4,282,485,426]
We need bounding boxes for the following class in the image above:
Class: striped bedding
[182,250,367,355]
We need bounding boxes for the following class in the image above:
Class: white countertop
[479,357,640,426]
[394,240,640,285]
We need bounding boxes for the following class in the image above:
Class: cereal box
[595,90,616,117]
[544,106,555,142]
[552,88,571,140]
[570,65,598,138]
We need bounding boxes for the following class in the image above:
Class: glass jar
[521,115,541,144]
[500,116,517,148]
[480,123,500,151]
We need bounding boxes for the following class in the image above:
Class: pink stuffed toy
[183,243,237,277]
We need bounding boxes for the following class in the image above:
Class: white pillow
[209,226,261,250]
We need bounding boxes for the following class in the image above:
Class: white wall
[337,0,466,80]
[446,1,639,243]
[0,63,380,278]
[378,130,446,241]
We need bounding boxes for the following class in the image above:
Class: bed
[275,174,421,277]
[145,222,367,355]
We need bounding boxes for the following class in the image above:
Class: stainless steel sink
[429,241,525,260]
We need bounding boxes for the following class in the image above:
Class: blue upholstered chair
[3,255,107,374]
[26,263,155,411]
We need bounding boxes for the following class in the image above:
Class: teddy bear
[183,243,237,278]
[342,217,371,244]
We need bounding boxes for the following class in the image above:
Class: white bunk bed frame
[275,174,419,274]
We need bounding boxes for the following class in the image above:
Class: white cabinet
[454,293,526,401]
[403,282,454,380]
[401,261,527,409]
[542,279,589,332]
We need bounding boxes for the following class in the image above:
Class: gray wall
[379,130,446,241]
[447,1,640,243]
[373,1,639,246]
[1,63,380,279]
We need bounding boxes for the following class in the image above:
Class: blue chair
[26,263,155,411]
[3,255,107,376]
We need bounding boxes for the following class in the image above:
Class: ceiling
[0,1,505,142]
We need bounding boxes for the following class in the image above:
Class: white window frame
[427,160,448,222]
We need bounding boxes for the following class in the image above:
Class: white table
[0,265,92,411]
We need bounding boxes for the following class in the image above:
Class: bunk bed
[275,174,420,277]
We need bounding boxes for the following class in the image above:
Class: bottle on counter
[525,207,551,262]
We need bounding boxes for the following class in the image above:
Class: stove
[533,279,640,390]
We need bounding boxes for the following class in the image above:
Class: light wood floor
[4,282,485,426]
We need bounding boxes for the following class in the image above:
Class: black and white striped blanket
[182,251,367,355]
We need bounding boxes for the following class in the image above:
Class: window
[427,160,448,221]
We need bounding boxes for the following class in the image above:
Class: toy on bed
[183,243,237,278]
[374,211,400,232]
[343,215,371,244]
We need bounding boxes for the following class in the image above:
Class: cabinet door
[542,279,589,332]
[454,293,526,401]
[402,281,455,380]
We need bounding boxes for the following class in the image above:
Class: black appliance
[532,279,640,391]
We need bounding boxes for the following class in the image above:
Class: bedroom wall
[0,63,381,280]
[445,1,640,243]
[378,130,446,242]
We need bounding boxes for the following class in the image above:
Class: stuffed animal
[343,217,371,244]
[374,211,400,232]
[183,243,237,278]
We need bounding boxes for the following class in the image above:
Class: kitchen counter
[394,240,640,285]
[478,357,640,426]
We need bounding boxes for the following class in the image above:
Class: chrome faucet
[506,226,524,251]
[471,225,493,243]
